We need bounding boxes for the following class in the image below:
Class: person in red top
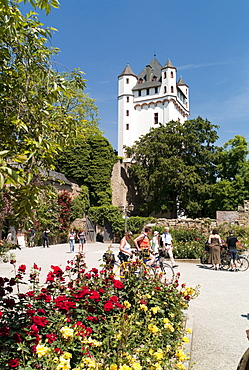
[134,227,155,266]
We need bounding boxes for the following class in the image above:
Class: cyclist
[226,230,239,271]
[134,227,155,266]
[119,231,133,262]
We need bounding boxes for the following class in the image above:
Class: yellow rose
[150,306,160,314]
[186,328,192,334]
[153,349,164,360]
[175,363,186,370]
[139,304,148,311]
[182,336,189,343]
[133,362,142,370]
[110,365,118,370]
[60,326,74,339]
[124,301,131,308]
[36,343,50,357]
[148,323,160,334]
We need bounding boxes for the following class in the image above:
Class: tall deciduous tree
[56,135,115,207]
[0,0,93,223]
[129,117,219,218]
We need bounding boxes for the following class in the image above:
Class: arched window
[126,110,129,116]
[171,86,174,93]
[126,124,129,130]
[170,71,173,78]
[164,72,167,79]
[138,78,143,84]
[152,75,157,82]
[126,78,129,84]
[164,86,167,94]
[126,97,129,103]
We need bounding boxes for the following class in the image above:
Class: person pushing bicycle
[134,227,155,266]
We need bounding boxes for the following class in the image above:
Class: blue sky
[22,0,249,150]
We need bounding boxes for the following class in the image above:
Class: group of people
[68,229,86,253]
[208,228,239,271]
[119,226,178,268]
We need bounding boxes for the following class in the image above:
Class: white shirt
[161,232,172,246]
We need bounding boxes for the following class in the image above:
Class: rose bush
[0,254,199,370]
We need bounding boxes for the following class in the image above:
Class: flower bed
[0,254,198,370]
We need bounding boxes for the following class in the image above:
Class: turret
[161,59,177,96]
[118,64,137,157]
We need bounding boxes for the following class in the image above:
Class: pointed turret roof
[163,59,176,70]
[177,76,189,88]
[118,64,137,78]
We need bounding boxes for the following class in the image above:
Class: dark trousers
[43,237,49,248]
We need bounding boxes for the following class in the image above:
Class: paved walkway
[1,243,249,370]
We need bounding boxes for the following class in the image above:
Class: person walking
[150,230,160,254]
[208,228,222,270]
[42,228,50,248]
[226,230,239,271]
[68,229,76,253]
[78,230,86,254]
[134,227,155,266]
[161,227,178,268]
[119,231,133,262]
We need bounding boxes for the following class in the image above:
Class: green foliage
[126,216,157,234]
[56,134,115,207]
[88,205,124,237]
[71,185,90,219]
[129,117,219,218]
[0,257,198,369]
[0,1,90,224]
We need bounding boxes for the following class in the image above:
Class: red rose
[104,301,113,312]
[13,333,22,343]
[113,280,124,289]
[32,316,49,327]
[110,295,118,302]
[89,291,100,301]
[4,298,15,308]
[46,333,57,343]
[8,358,20,368]
[18,264,26,273]
[0,325,10,337]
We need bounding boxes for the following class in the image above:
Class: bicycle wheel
[220,256,230,270]
[237,256,249,272]
[159,261,175,284]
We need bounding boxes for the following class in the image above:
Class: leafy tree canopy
[0,0,99,224]
[129,117,220,218]
[56,135,115,207]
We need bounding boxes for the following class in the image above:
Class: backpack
[136,233,146,247]
[204,240,210,252]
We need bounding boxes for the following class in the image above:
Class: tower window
[138,90,141,97]
[126,97,129,103]
[171,86,174,93]
[126,78,129,84]
[126,124,129,130]
[164,72,167,79]
[154,113,158,124]
[146,89,150,95]
[138,78,143,84]
[152,75,157,81]
[170,71,173,78]
[126,110,129,116]
[155,87,158,94]
[164,86,167,94]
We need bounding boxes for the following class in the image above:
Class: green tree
[129,117,219,218]
[0,0,89,223]
[56,135,115,207]
[206,135,249,213]
[71,185,90,219]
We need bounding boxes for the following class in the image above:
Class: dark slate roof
[118,64,137,78]
[163,59,176,70]
[177,76,187,86]
[132,58,162,90]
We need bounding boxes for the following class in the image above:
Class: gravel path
[1,243,249,370]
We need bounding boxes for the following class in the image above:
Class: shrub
[0,256,199,370]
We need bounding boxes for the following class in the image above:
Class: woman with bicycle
[118,231,133,262]
[134,227,155,266]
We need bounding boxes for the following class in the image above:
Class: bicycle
[112,250,175,284]
[200,246,249,271]
[220,246,249,272]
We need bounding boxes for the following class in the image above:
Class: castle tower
[118,65,137,157]
[117,58,190,157]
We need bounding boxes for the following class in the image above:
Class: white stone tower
[118,57,189,157]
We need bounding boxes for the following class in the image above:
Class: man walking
[161,227,178,268]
